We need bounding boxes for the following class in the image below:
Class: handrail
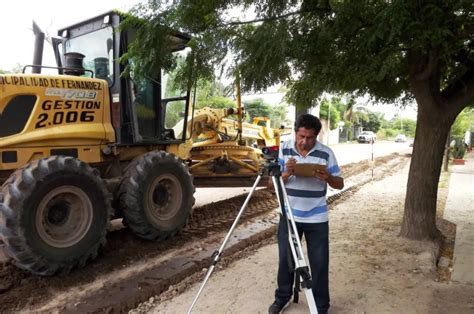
[22,65,94,77]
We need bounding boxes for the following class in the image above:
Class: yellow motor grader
[0,11,281,275]
[183,107,281,186]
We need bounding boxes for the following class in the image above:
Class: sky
[0,0,417,121]
[0,0,140,71]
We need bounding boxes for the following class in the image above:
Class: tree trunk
[401,49,473,240]
[400,85,457,240]
[401,107,453,239]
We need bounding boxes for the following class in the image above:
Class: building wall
[319,119,340,145]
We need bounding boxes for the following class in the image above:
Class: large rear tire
[0,156,112,276]
[119,151,195,240]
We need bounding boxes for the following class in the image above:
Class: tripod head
[260,146,282,176]
[261,145,279,161]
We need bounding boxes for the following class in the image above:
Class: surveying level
[188,146,318,313]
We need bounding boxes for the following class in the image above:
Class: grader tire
[0,156,112,276]
[119,151,195,241]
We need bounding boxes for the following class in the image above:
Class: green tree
[196,79,232,101]
[242,98,290,128]
[194,78,236,110]
[451,108,473,138]
[391,117,417,138]
[161,55,235,114]
[270,103,290,128]
[243,98,272,121]
[126,1,474,240]
[343,101,369,127]
[380,114,391,129]
[319,98,341,129]
[361,112,382,133]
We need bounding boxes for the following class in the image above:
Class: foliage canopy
[124,0,473,108]
[125,0,474,240]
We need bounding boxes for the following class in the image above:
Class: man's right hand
[285,158,296,174]
[282,158,296,182]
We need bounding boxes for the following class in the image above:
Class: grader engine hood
[0,74,115,169]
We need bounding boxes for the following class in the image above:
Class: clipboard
[294,163,327,177]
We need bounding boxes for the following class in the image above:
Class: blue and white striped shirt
[279,139,342,223]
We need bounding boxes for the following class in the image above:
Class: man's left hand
[314,168,344,190]
[313,168,330,182]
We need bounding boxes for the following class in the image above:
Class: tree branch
[413,50,440,81]
[226,29,251,43]
[220,9,308,27]
[442,70,474,109]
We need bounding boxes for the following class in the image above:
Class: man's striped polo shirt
[278,139,342,223]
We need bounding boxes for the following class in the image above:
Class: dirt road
[134,162,474,313]
[0,153,408,312]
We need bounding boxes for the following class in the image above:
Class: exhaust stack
[32,21,45,74]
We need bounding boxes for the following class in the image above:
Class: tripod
[188,155,318,314]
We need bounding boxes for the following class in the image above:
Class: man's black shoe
[268,299,290,314]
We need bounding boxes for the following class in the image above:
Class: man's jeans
[274,217,330,312]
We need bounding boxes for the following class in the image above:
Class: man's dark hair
[294,114,322,136]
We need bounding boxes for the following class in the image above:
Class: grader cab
[0,11,282,276]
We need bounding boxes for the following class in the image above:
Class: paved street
[330,140,412,165]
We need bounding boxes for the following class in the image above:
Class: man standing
[269,114,344,314]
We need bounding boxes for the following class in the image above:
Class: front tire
[0,156,112,276]
[119,151,195,240]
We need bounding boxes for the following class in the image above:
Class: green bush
[452,138,466,159]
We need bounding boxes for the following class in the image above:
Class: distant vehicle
[395,134,407,143]
[358,131,376,143]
